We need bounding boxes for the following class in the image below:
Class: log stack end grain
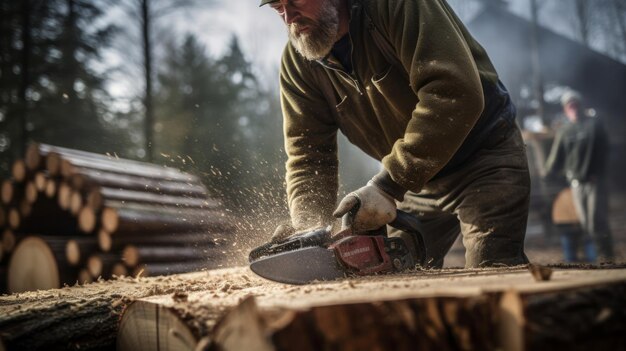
[1,143,233,293]
[11,160,26,183]
[8,237,63,292]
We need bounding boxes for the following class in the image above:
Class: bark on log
[116,267,626,351]
[498,282,626,350]
[87,187,220,211]
[69,169,207,199]
[98,230,224,252]
[7,236,77,292]
[122,245,209,267]
[1,266,625,351]
[59,153,198,183]
[27,143,197,184]
[0,206,5,228]
[101,204,230,235]
[0,271,217,350]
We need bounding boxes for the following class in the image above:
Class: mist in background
[1,0,625,231]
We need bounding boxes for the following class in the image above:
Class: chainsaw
[249,205,426,284]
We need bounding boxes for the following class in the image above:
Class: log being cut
[117,265,626,351]
[1,265,625,350]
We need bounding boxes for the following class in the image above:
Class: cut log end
[87,255,103,278]
[112,263,128,277]
[45,180,57,198]
[2,230,15,253]
[98,230,112,252]
[46,152,63,176]
[25,143,43,170]
[57,183,72,210]
[122,246,139,267]
[78,268,93,285]
[8,208,20,229]
[117,300,198,351]
[79,207,97,233]
[102,207,119,233]
[34,172,47,191]
[1,180,13,205]
[70,191,83,215]
[12,160,27,182]
[66,240,81,266]
[25,182,38,204]
[8,237,61,292]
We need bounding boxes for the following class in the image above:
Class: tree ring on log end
[8,237,60,292]
[117,300,198,351]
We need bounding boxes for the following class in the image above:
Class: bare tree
[612,0,626,59]
[117,0,213,162]
[574,0,592,46]
[529,0,546,123]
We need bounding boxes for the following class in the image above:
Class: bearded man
[262,0,531,268]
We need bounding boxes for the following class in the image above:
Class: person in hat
[262,0,531,268]
[545,90,614,261]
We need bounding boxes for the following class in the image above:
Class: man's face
[269,0,341,61]
[563,101,580,122]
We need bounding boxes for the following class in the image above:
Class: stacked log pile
[0,143,232,293]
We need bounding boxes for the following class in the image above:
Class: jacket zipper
[318,57,364,95]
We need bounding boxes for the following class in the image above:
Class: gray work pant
[391,122,531,268]
[570,178,614,260]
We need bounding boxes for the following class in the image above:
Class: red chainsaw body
[330,235,393,275]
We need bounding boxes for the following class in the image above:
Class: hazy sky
[167,0,533,76]
[106,0,571,104]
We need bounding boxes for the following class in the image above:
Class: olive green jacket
[280,0,507,229]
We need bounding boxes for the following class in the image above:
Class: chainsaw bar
[249,246,345,284]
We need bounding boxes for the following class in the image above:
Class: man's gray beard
[288,0,339,61]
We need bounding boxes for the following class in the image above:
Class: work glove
[270,223,296,243]
[333,181,397,232]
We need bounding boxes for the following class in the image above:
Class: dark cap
[259,0,278,6]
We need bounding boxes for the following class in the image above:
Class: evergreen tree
[155,34,286,220]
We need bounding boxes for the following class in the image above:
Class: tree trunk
[529,0,547,125]
[142,0,154,162]
[18,0,30,157]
